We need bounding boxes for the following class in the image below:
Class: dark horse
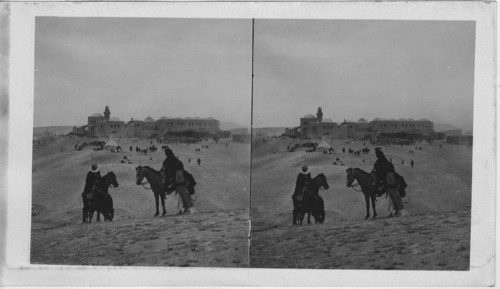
[82,171,119,223]
[293,173,329,225]
[136,166,173,217]
[346,167,378,219]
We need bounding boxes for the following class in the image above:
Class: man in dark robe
[82,164,101,197]
[292,165,312,201]
[161,147,180,193]
[373,147,395,196]
[81,164,101,222]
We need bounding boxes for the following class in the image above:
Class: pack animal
[346,167,379,219]
[136,165,173,217]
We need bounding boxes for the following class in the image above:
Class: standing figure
[174,161,194,215]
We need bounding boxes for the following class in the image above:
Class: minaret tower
[104,105,110,121]
[316,107,323,123]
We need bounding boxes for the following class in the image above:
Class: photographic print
[31,17,252,267]
[250,20,475,270]
[3,1,496,286]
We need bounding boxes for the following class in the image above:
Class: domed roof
[418,118,429,122]
[91,113,103,117]
[357,118,368,123]
[144,116,155,122]
[159,116,172,120]
[109,117,121,121]
[407,118,415,121]
[303,114,316,118]
[398,118,406,121]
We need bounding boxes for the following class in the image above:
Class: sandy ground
[32,209,248,267]
[250,134,472,270]
[251,210,470,270]
[31,136,250,267]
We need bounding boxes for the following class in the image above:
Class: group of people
[293,147,406,218]
[82,145,196,218]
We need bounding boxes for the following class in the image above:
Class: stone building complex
[286,107,434,140]
[76,106,221,138]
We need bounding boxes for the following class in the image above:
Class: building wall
[105,120,127,137]
[301,122,339,138]
[88,116,106,137]
[300,117,319,127]
[143,121,157,131]
[126,121,144,138]
[157,118,220,134]
[142,129,160,138]
[370,120,433,136]
[297,112,434,139]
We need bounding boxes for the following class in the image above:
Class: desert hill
[253,127,287,137]
[433,123,461,132]
[220,121,247,131]
[33,126,75,138]
[31,136,250,266]
[250,136,472,269]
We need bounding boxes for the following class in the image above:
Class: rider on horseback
[82,164,101,198]
[372,147,394,197]
[161,146,180,193]
[372,147,405,216]
[292,165,312,201]
[81,164,102,222]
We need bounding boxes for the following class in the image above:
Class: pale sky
[253,20,475,132]
[35,18,252,127]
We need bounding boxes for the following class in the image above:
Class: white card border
[3,1,496,287]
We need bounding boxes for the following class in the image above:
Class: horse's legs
[371,195,377,219]
[307,211,312,224]
[82,206,87,223]
[160,194,167,216]
[154,193,160,217]
[364,195,370,219]
[292,198,299,225]
[96,210,101,222]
